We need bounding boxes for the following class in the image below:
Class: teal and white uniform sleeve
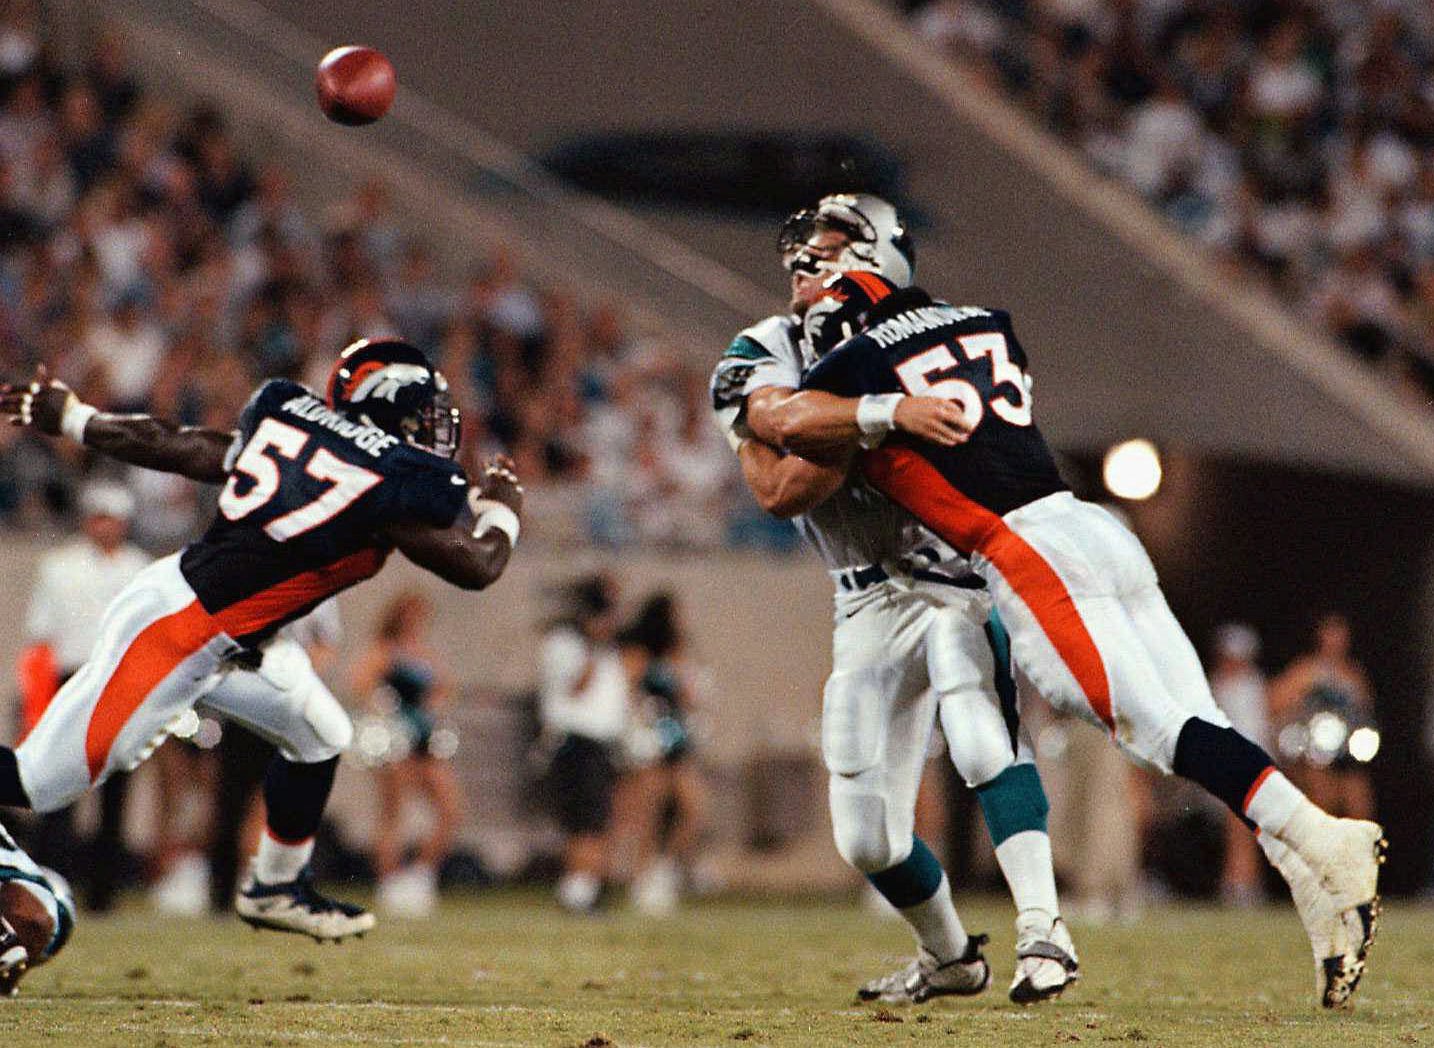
[710,314,803,412]
[0,822,75,959]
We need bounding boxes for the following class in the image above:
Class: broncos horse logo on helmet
[327,338,462,459]
[801,270,903,359]
[779,192,915,287]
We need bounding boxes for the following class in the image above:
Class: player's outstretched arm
[0,366,234,483]
[381,456,523,591]
[737,439,848,519]
[745,386,970,459]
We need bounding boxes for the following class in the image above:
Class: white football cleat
[858,935,991,1004]
[236,865,376,943]
[1307,819,1385,915]
[1009,912,1079,1005]
[1269,815,1386,1009]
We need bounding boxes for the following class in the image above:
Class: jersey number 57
[220,418,382,541]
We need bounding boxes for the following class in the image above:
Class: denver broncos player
[797,272,1385,1010]
[0,338,522,941]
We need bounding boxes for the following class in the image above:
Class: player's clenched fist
[893,396,973,447]
[476,454,523,517]
[0,365,74,436]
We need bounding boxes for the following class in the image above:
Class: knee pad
[828,775,911,874]
[302,686,353,756]
[820,664,894,776]
[259,640,352,761]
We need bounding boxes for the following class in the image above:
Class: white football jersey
[712,314,959,575]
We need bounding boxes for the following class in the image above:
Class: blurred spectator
[538,575,636,914]
[615,593,709,915]
[82,288,166,410]
[1208,623,1270,906]
[19,480,149,911]
[908,0,1434,407]
[1269,612,1377,820]
[351,592,461,919]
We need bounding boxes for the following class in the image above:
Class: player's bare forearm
[386,518,513,590]
[745,387,864,460]
[383,455,523,591]
[738,438,848,518]
[82,414,234,483]
[746,386,971,457]
[0,365,233,482]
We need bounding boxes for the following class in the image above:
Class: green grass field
[5,892,1432,1047]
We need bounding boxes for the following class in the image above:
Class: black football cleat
[235,866,376,943]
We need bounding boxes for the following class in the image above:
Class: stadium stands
[908,0,1434,408]
[0,10,771,550]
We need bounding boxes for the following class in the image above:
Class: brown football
[315,46,396,126]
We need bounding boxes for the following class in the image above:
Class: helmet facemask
[778,193,915,287]
[400,375,462,460]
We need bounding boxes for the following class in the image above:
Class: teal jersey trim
[722,335,775,361]
[0,867,74,958]
[984,610,1020,750]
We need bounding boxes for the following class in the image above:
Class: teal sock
[977,763,1059,918]
[866,836,944,909]
[975,762,1049,846]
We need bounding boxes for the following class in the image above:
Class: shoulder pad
[728,314,798,359]
[254,376,310,403]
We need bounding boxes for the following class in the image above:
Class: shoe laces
[285,869,365,918]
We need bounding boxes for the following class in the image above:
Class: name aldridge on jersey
[278,394,402,457]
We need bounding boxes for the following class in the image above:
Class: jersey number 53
[893,332,1032,429]
[220,418,382,541]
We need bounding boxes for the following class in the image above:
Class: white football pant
[16,554,351,813]
[972,493,1230,772]
[823,578,1023,874]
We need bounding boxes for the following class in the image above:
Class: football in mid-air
[315,45,396,126]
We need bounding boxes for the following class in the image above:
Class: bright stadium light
[1103,439,1162,500]
[1348,726,1381,763]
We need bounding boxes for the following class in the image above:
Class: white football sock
[899,872,968,964]
[994,830,1060,923]
[1244,770,1310,838]
[253,830,315,884]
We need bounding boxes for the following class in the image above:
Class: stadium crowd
[0,8,770,551]
[908,0,1434,407]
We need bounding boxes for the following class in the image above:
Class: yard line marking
[25,1023,534,1048]
[20,997,560,1015]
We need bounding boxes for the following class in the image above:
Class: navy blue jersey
[802,302,1067,543]
[180,379,468,645]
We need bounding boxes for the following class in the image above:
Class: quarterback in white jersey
[0,821,75,996]
[711,194,1076,1005]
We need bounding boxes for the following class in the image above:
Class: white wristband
[470,499,520,546]
[855,394,903,437]
[60,400,98,445]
